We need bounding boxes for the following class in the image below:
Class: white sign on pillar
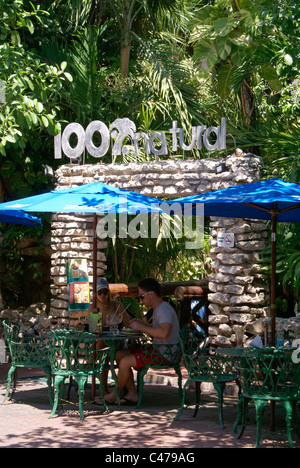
[217,232,235,248]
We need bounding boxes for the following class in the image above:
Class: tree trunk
[121,18,131,79]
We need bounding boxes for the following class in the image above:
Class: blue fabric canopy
[167,178,300,222]
[0,182,162,215]
[0,209,42,226]
[0,182,162,309]
[166,178,300,348]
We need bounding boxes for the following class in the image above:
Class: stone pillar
[208,218,269,346]
[206,154,269,346]
[50,214,107,326]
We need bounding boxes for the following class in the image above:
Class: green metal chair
[136,343,182,408]
[1,321,52,404]
[47,329,109,419]
[174,326,239,428]
[233,347,300,448]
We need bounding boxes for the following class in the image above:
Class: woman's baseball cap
[97,278,109,292]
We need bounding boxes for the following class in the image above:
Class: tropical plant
[0,1,73,198]
[260,223,300,316]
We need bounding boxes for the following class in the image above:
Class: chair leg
[174,379,189,421]
[174,364,183,404]
[136,367,148,409]
[292,401,300,438]
[193,382,201,418]
[234,395,250,439]
[96,373,109,412]
[253,399,267,448]
[75,375,88,420]
[49,375,65,419]
[282,400,296,449]
[2,365,17,403]
[214,382,225,429]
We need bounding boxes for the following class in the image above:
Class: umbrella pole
[92,214,98,400]
[93,214,97,311]
[270,205,277,432]
[270,206,277,347]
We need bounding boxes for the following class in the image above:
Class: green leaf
[213,17,238,37]
[194,40,218,70]
[25,19,34,34]
[217,64,234,99]
[284,54,293,66]
[5,134,17,143]
[63,72,73,82]
[216,37,232,60]
[1,159,16,178]
[35,101,44,113]
[260,64,282,92]
[41,115,49,127]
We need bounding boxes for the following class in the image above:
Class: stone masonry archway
[50,152,269,345]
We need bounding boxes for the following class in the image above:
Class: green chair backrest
[3,320,50,367]
[179,326,237,382]
[47,329,109,375]
[237,347,300,399]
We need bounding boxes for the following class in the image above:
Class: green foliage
[0,222,49,305]
[260,224,300,312]
[0,1,73,197]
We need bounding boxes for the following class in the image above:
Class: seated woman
[88,277,130,395]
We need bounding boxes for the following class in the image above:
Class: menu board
[67,258,89,281]
[69,282,90,305]
[67,259,90,310]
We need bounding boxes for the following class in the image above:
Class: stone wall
[50,151,270,344]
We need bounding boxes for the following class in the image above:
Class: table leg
[91,343,96,399]
[92,375,96,399]
[108,343,121,407]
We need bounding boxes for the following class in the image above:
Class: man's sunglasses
[138,291,151,301]
[97,289,109,295]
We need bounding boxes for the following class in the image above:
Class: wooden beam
[109,280,208,298]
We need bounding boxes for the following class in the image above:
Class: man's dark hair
[138,278,161,297]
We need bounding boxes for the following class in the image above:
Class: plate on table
[121,328,142,336]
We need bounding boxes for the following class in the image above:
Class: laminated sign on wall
[217,232,235,248]
[67,259,90,327]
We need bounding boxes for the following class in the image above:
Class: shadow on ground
[0,365,299,449]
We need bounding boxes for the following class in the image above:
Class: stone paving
[0,364,299,449]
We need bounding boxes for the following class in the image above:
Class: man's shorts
[129,346,167,370]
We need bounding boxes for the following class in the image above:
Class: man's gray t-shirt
[152,301,179,345]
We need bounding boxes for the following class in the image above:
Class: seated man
[104,278,180,405]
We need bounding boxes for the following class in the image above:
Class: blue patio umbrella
[0,182,162,215]
[0,209,42,226]
[166,178,300,347]
[0,182,163,303]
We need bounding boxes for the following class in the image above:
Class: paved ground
[0,364,299,449]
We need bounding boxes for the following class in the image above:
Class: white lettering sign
[54,117,227,161]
